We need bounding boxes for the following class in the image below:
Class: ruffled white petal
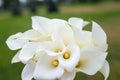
[100,60,110,80]
[11,51,21,63]
[59,42,80,72]
[76,47,107,75]
[20,29,42,41]
[19,43,39,63]
[6,32,28,50]
[92,21,108,51]
[22,61,36,80]
[60,71,76,80]
[33,54,64,80]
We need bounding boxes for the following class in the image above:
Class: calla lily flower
[58,42,80,72]
[33,53,64,80]
[70,18,108,51]
[6,16,109,80]
[75,47,107,75]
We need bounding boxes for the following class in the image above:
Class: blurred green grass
[0,1,120,80]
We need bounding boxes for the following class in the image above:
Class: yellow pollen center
[76,61,81,68]
[52,60,59,67]
[63,52,70,59]
[55,49,62,53]
[45,35,52,41]
[33,58,38,62]
[32,55,38,62]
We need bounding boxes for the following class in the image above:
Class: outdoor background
[0,0,120,80]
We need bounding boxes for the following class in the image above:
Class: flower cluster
[6,16,109,80]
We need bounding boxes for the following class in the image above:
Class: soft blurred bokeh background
[0,0,120,80]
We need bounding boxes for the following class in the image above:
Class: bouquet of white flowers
[6,16,109,80]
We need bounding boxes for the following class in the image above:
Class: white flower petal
[33,54,64,80]
[100,60,110,80]
[60,71,76,80]
[51,19,67,29]
[11,51,21,63]
[68,17,84,30]
[92,21,108,51]
[73,27,92,48]
[32,16,51,34]
[6,32,28,50]
[19,43,39,63]
[55,24,74,45]
[59,42,80,72]
[80,31,92,45]
[22,61,36,80]
[20,29,42,41]
[76,47,107,75]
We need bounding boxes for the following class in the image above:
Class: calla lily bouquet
[6,16,109,80]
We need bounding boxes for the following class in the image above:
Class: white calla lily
[76,47,107,75]
[59,42,80,72]
[72,20,108,52]
[33,53,64,80]
[32,16,72,43]
[32,16,67,35]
